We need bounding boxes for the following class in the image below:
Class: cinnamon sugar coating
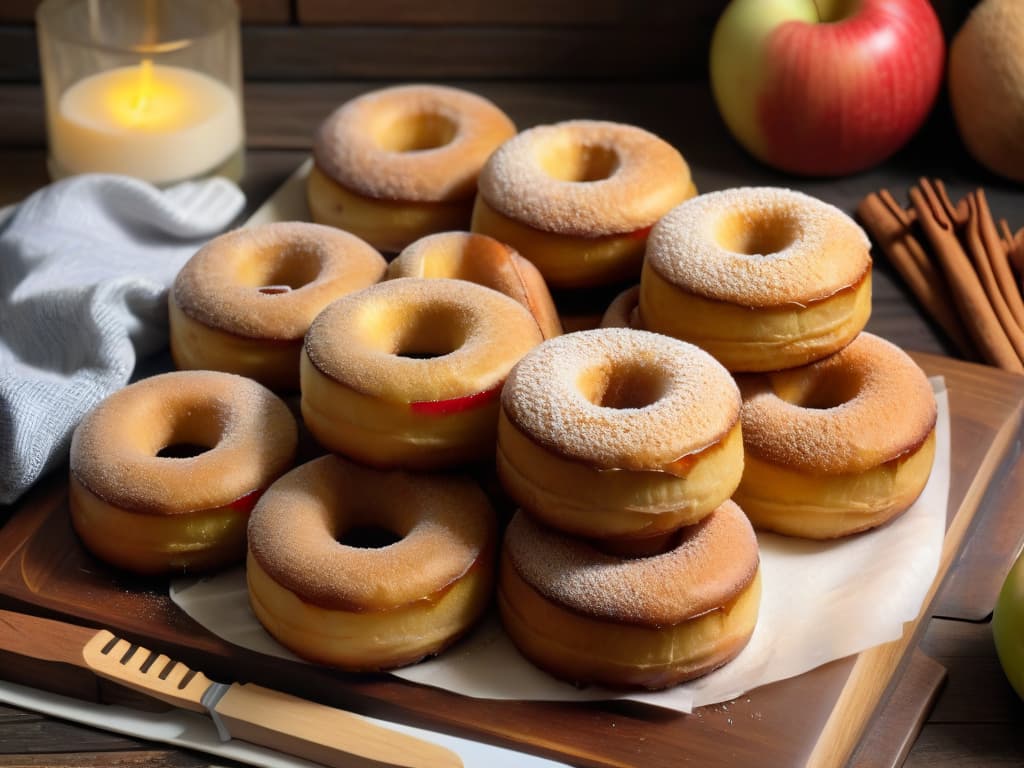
[70,371,297,514]
[304,277,543,402]
[501,328,740,469]
[173,222,385,340]
[739,333,937,473]
[313,84,515,202]
[504,502,759,626]
[646,187,871,307]
[247,455,495,610]
[477,120,693,237]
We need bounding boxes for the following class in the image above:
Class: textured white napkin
[0,174,245,504]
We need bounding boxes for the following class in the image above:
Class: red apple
[710,0,945,176]
[409,382,502,415]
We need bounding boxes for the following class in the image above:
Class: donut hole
[716,209,800,256]
[337,525,403,549]
[374,111,458,153]
[151,403,223,459]
[578,362,666,410]
[385,305,468,360]
[538,141,619,183]
[156,443,210,459]
[238,245,322,293]
[775,368,863,410]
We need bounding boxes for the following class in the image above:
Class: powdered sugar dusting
[478,120,693,236]
[501,328,739,469]
[646,187,870,306]
[70,370,297,513]
[305,277,543,402]
[740,333,937,473]
[313,84,515,202]
[504,503,758,625]
[248,455,495,609]
[173,222,385,340]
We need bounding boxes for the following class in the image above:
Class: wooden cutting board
[0,352,1020,768]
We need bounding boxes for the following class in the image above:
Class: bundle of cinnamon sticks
[857,179,1024,373]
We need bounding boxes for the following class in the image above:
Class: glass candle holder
[37,0,244,185]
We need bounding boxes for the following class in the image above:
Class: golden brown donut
[472,120,696,288]
[599,285,641,330]
[170,222,386,390]
[499,504,761,690]
[247,454,497,670]
[301,278,544,469]
[308,84,516,253]
[641,187,872,372]
[388,231,562,339]
[734,333,937,538]
[69,371,297,575]
[497,328,743,542]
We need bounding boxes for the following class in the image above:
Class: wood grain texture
[850,651,947,768]
[0,749,218,767]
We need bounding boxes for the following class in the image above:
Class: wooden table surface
[0,80,1022,767]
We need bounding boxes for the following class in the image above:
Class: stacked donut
[496,328,762,689]
[603,187,938,539]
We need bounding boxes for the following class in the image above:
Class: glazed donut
[641,187,872,372]
[472,120,696,289]
[247,454,496,670]
[308,84,516,253]
[499,504,761,689]
[170,222,386,390]
[497,328,743,542]
[69,371,297,575]
[301,278,544,469]
[388,231,562,339]
[734,333,937,539]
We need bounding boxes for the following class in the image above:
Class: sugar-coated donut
[734,333,937,539]
[388,231,562,339]
[497,328,743,542]
[69,371,297,575]
[170,222,386,390]
[248,454,497,670]
[309,84,516,253]
[301,278,544,469]
[641,187,872,372]
[600,285,641,330]
[472,120,696,288]
[499,504,761,690]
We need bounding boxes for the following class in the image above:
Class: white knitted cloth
[0,174,245,504]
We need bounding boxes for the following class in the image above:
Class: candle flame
[130,59,154,120]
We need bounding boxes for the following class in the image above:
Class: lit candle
[50,60,243,185]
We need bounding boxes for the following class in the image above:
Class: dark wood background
[0,0,975,83]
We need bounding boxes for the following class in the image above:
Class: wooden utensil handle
[213,683,463,768]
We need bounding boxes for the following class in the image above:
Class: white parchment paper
[171,380,949,714]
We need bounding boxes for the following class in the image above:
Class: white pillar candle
[50,61,243,185]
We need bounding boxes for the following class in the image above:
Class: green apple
[993,547,1024,699]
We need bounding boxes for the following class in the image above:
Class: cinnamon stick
[856,190,974,357]
[973,189,1024,331]
[910,179,1023,372]
[961,191,1024,364]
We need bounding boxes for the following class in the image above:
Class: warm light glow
[130,59,154,120]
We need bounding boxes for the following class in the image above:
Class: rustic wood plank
[0,719,149,754]
[297,0,623,25]
[238,0,293,24]
[0,750,217,767]
[905,724,1024,767]
[935,442,1024,619]
[850,651,947,768]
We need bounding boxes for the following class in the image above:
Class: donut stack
[495,328,762,690]
[604,187,938,539]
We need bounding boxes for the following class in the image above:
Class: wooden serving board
[0,353,1021,768]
